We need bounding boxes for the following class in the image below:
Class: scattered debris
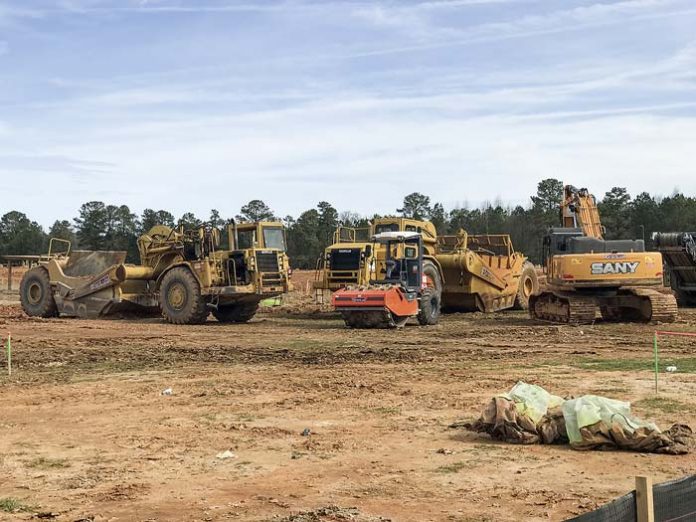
[215,450,236,460]
[301,428,311,437]
[277,505,391,521]
[161,388,173,396]
[436,448,454,455]
[666,365,678,372]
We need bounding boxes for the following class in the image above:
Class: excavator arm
[561,185,604,239]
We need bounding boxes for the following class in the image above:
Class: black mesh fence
[566,475,696,522]
[653,475,696,522]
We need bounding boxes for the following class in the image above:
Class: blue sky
[1,0,695,225]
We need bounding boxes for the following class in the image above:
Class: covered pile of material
[466,382,693,454]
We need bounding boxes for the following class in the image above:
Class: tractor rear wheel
[418,287,441,325]
[20,267,57,318]
[514,262,539,310]
[159,267,209,324]
[418,260,442,325]
[213,302,259,323]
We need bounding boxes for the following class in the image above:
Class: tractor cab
[235,221,287,252]
[369,231,424,293]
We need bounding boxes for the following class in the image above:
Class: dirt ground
[1,273,695,521]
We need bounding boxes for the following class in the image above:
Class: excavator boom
[561,185,604,239]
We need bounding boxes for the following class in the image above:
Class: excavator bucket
[332,286,419,328]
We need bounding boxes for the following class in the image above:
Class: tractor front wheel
[20,267,57,318]
[159,267,209,324]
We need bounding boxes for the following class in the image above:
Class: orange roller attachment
[332,285,419,328]
[332,286,419,315]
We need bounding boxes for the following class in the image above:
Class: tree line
[1,179,695,268]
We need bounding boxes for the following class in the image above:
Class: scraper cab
[331,231,441,328]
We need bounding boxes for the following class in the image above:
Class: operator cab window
[237,230,255,249]
[263,227,286,251]
[375,224,398,234]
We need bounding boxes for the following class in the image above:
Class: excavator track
[529,292,597,324]
[532,288,678,324]
[627,288,679,323]
[340,310,409,329]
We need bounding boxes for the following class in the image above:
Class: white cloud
[0,5,48,24]
[1,0,694,224]
[349,0,694,56]
[6,88,693,225]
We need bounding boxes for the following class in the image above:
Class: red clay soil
[0,290,695,521]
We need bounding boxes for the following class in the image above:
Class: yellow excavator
[530,185,678,324]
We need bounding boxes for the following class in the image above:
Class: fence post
[6,262,12,291]
[653,332,659,394]
[636,476,654,522]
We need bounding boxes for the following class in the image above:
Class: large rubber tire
[418,287,441,325]
[418,260,442,325]
[19,267,57,318]
[212,302,259,323]
[513,261,539,310]
[159,267,209,324]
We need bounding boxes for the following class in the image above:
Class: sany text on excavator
[529,185,677,324]
[332,231,440,328]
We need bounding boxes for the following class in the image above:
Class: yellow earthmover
[314,218,438,294]
[437,230,537,312]
[19,222,291,324]
[315,217,538,314]
[529,185,677,324]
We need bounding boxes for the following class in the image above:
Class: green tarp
[465,382,693,454]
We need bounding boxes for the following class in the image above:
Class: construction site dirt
[1,271,695,521]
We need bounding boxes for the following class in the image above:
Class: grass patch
[574,358,696,373]
[634,397,690,414]
[0,497,36,513]
[235,412,259,422]
[26,457,70,469]
[199,412,218,423]
[589,386,630,396]
[435,461,471,474]
[371,406,401,416]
